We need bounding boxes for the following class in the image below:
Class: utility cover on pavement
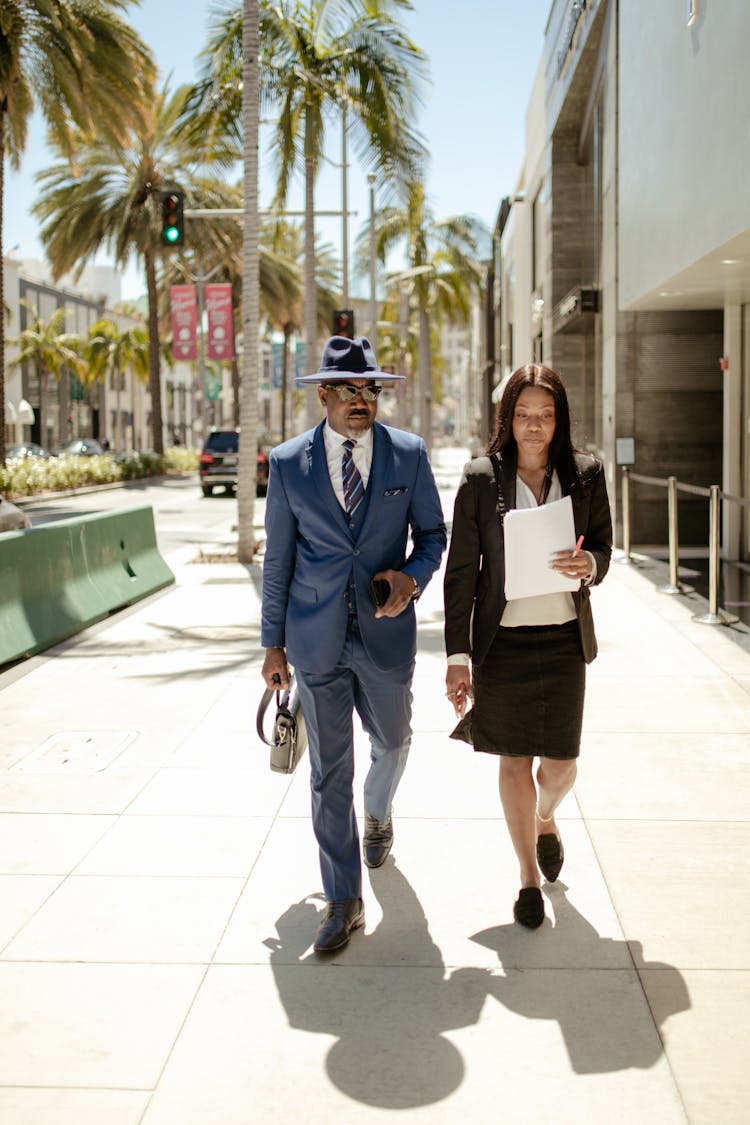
[13,731,138,773]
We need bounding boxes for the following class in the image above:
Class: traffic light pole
[183,209,353,218]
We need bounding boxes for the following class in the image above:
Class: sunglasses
[322,383,382,403]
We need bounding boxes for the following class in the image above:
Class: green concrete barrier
[0,505,175,666]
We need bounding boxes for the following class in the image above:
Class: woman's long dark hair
[486,364,580,495]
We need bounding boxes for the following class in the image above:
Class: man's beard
[344,412,373,440]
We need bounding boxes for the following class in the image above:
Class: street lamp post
[341,108,350,307]
[368,173,377,349]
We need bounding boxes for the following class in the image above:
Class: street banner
[169,285,198,361]
[205,284,234,360]
[205,363,222,402]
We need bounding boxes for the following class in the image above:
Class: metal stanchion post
[618,466,634,564]
[660,475,693,594]
[693,485,738,625]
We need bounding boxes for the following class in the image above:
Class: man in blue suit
[261,336,446,953]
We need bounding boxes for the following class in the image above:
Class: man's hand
[445,665,473,718]
[262,647,291,690]
[372,569,417,619]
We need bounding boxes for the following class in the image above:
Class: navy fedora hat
[296,335,405,384]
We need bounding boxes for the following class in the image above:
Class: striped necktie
[342,439,364,516]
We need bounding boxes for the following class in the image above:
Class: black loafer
[536,833,564,883]
[313,898,365,953]
[363,813,393,869]
[513,887,545,929]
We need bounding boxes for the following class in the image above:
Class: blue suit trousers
[295,615,414,901]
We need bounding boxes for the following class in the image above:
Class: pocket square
[383,487,408,496]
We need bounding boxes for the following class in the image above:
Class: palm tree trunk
[58,367,70,443]
[38,364,49,449]
[231,287,241,428]
[231,353,240,429]
[115,365,123,451]
[418,303,432,458]
[145,251,164,455]
[237,0,260,563]
[304,101,318,430]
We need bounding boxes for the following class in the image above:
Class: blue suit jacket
[261,421,447,674]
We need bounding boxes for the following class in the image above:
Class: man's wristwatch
[409,576,421,601]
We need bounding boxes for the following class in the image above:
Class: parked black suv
[199,430,269,497]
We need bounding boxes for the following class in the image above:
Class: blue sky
[3,0,550,300]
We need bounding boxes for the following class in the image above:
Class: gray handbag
[256,674,308,774]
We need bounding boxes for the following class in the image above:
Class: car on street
[6,442,52,460]
[199,430,269,497]
[54,438,106,457]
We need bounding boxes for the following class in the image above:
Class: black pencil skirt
[471,620,585,760]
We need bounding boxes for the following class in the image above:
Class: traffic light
[333,309,354,338]
[160,190,184,247]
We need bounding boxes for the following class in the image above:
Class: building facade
[3,258,199,453]
[495,0,750,553]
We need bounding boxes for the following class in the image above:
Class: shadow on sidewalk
[471,883,691,1074]
[264,863,495,1109]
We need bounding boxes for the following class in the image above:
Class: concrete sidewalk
[0,447,748,1124]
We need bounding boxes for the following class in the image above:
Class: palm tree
[359,182,487,454]
[158,184,304,432]
[7,302,84,448]
[85,319,149,452]
[185,0,427,426]
[0,0,154,464]
[157,201,337,440]
[262,219,341,440]
[32,85,238,455]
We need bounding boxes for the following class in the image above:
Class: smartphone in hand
[369,577,390,608]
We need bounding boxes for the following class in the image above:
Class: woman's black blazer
[444,451,613,667]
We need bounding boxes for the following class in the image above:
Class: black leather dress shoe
[313,898,365,953]
[536,833,564,882]
[363,813,393,868]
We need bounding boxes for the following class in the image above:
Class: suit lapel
[358,423,392,539]
[308,424,350,533]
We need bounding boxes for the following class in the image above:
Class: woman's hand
[550,547,593,584]
[445,665,473,718]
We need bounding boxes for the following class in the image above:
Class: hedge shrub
[0,447,200,499]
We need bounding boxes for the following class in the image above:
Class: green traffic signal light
[160,190,184,247]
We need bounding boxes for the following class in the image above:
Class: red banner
[169,285,198,361]
[205,284,235,360]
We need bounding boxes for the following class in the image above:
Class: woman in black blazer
[444,364,612,929]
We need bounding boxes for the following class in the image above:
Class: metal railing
[620,466,750,626]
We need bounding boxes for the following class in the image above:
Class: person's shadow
[264,863,495,1109]
[471,882,691,1074]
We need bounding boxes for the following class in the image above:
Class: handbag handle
[256,683,288,746]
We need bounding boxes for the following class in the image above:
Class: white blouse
[499,472,577,628]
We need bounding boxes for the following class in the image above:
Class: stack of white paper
[504,495,579,600]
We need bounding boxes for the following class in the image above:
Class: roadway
[19,476,246,562]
